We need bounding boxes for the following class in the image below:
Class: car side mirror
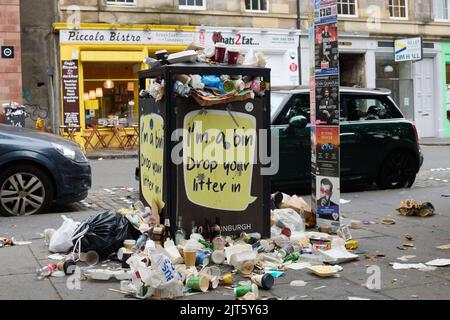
[289,115,308,129]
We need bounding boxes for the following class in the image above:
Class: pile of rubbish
[39,192,361,300]
[140,43,269,106]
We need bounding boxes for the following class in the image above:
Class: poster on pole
[311,0,340,231]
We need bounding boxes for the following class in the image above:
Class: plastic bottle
[174,216,186,246]
[36,264,57,280]
[133,233,149,253]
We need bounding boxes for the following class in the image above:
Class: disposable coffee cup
[196,251,210,266]
[186,276,209,292]
[234,283,259,298]
[237,260,255,275]
[234,79,245,92]
[124,240,136,250]
[211,250,225,265]
[184,248,197,267]
[227,47,240,65]
[251,273,274,290]
[214,43,227,63]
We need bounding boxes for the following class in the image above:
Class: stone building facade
[0,0,22,105]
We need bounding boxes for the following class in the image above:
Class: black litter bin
[138,63,271,238]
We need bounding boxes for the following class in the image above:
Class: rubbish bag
[49,215,79,253]
[72,211,141,258]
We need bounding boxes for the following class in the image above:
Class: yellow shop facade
[53,23,195,149]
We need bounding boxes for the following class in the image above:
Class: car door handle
[340,132,357,137]
[422,113,430,116]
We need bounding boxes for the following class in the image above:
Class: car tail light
[412,124,419,143]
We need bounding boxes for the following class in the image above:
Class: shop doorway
[339,53,366,87]
[413,58,436,138]
[376,56,414,122]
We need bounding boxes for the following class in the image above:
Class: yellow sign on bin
[183,110,257,211]
[140,113,165,210]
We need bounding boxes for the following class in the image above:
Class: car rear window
[341,95,403,121]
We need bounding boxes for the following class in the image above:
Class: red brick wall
[0,0,22,104]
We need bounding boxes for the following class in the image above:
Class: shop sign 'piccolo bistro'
[53,23,301,149]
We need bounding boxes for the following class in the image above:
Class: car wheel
[377,150,417,189]
[0,165,54,217]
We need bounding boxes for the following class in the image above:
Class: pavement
[420,137,450,146]
[1,147,449,300]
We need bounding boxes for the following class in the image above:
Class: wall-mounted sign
[1,46,14,59]
[395,37,423,62]
[195,28,300,48]
[61,60,80,128]
[60,30,195,45]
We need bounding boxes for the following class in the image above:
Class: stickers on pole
[316,175,340,228]
[315,75,339,126]
[314,23,339,76]
[315,127,340,177]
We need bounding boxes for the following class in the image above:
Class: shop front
[442,42,450,138]
[54,24,301,150]
[54,23,196,150]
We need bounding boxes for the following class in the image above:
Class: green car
[270,86,424,192]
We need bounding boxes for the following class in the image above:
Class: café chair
[81,129,96,150]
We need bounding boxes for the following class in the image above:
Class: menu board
[62,60,80,129]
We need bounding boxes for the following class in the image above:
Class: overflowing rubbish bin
[138,63,272,239]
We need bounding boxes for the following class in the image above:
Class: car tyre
[0,164,54,217]
[377,150,417,190]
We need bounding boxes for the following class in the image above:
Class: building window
[434,0,450,20]
[389,0,408,19]
[106,0,136,6]
[337,0,357,16]
[245,0,268,12]
[179,0,206,10]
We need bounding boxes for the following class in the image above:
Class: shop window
[82,62,139,129]
[245,0,268,12]
[338,0,357,16]
[179,0,206,10]
[106,0,136,6]
[434,0,450,20]
[389,0,408,19]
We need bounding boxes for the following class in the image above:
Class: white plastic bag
[49,215,79,253]
[273,208,305,233]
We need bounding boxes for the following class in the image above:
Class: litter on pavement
[36,189,367,300]
[397,199,435,217]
